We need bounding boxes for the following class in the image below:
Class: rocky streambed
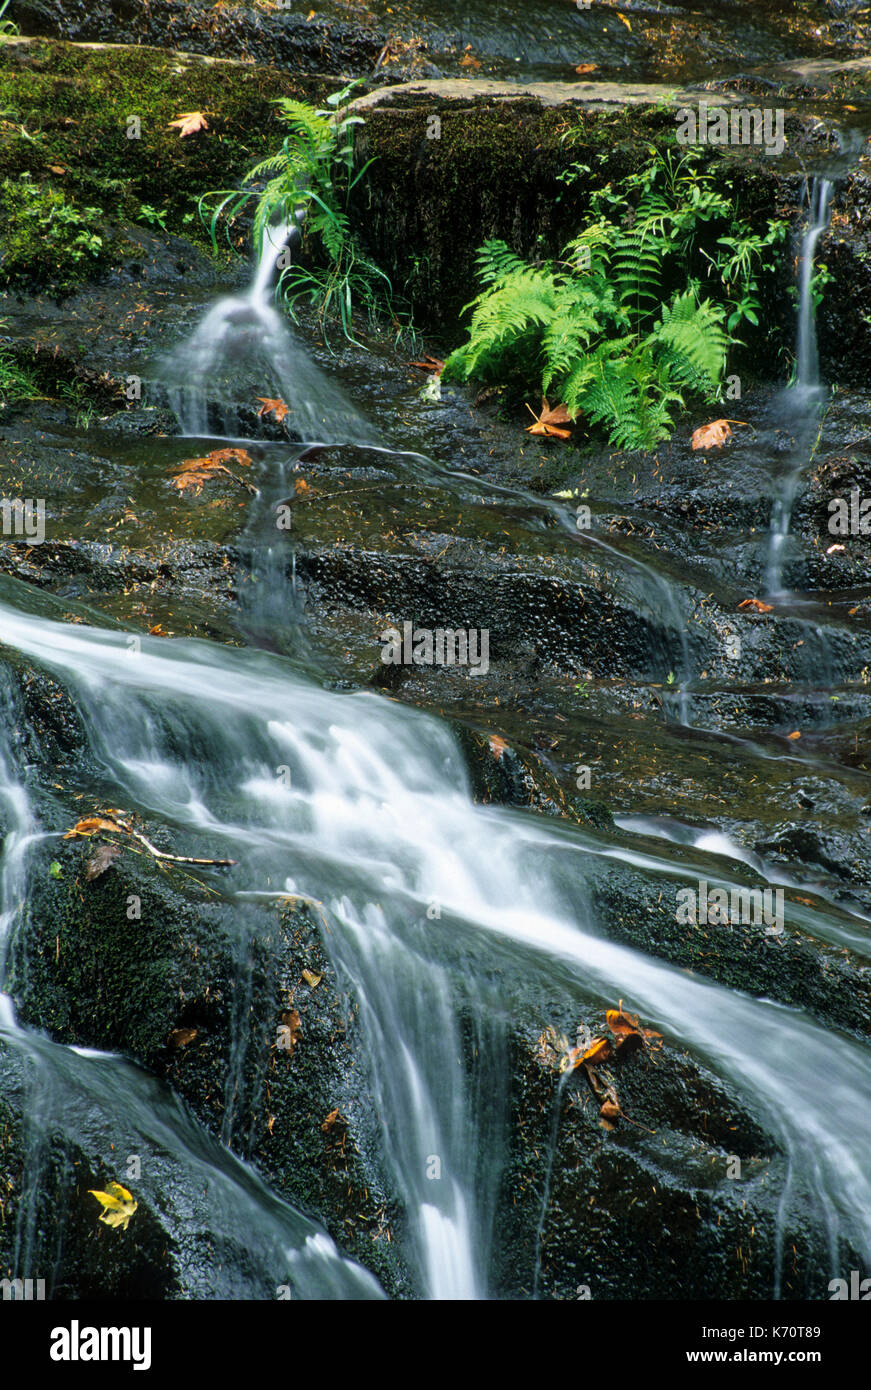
[1,14,871,1306]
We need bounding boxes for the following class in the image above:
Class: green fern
[444,146,785,449]
[649,286,728,396]
[198,81,392,346]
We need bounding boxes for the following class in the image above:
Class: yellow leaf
[617,12,631,30]
[88,1182,137,1231]
[301,969,321,988]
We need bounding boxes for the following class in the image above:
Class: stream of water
[764,175,834,597]
[2,215,871,1299]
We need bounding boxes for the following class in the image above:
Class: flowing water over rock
[765,175,835,597]
[2,219,871,1300]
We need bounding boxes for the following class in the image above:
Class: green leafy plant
[0,337,38,406]
[443,146,786,450]
[0,1,18,37]
[137,202,169,233]
[0,177,104,292]
[200,81,392,345]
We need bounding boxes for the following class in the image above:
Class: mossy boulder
[0,37,337,293]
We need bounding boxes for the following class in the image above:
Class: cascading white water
[4,194,869,1301]
[0,674,384,1299]
[765,176,834,596]
[162,217,376,445]
[794,178,834,403]
[2,601,871,1295]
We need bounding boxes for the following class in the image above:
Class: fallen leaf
[322,1108,340,1131]
[525,398,573,439]
[459,45,482,69]
[84,843,121,881]
[301,969,322,988]
[169,1027,198,1048]
[574,1036,612,1068]
[409,355,445,374]
[88,1182,137,1231]
[205,447,251,467]
[278,1008,302,1055]
[574,63,598,74]
[148,623,169,636]
[787,730,802,740]
[605,1004,640,1039]
[600,1099,622,1123]
[616,12,632,30]
[488,735,509,760]
[826,543,846,555]
[168,111,209,138]
[691,418,746,450]
[295,478,311,495]
[738,598,773,613]
[257,396,290,424]
[64,815,127,839]
[171,447,253,495]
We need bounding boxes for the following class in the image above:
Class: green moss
[0,38,335,293]
[0,175,107,291]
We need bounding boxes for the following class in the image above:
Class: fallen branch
[64,812,236,867]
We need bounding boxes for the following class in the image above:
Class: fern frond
[649,287,728,394]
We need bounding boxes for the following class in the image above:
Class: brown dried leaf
[322,1108,340,1131]
[84,842,121,881]
[525,398,573,439]
[257,397,290,424]
[169,1027,198,1049]
[64,815,128,839]
[691,418,746,450]
[409,355,445,374]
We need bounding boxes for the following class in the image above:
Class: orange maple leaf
[738,598,773,613]
[167,111,209,138]
[171,448,252,495]
[525,399,573,440]
[257,397,290,424]
[575,63,598,74]
[691,418,746,450]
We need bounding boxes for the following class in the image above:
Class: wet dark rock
[5,745,410,1295]
[496,1021,854,1300]
[0,1049,183,1298]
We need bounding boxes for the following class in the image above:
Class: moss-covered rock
[5,724,409,1293]
[0,37,338,293]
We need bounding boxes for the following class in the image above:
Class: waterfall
[3,175,869,1301]
[794,177,834,401]
[2,599,871,1295]
[764,175,834,596]
[161,215,375,445]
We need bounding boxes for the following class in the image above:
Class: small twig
[127,827,236,866]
